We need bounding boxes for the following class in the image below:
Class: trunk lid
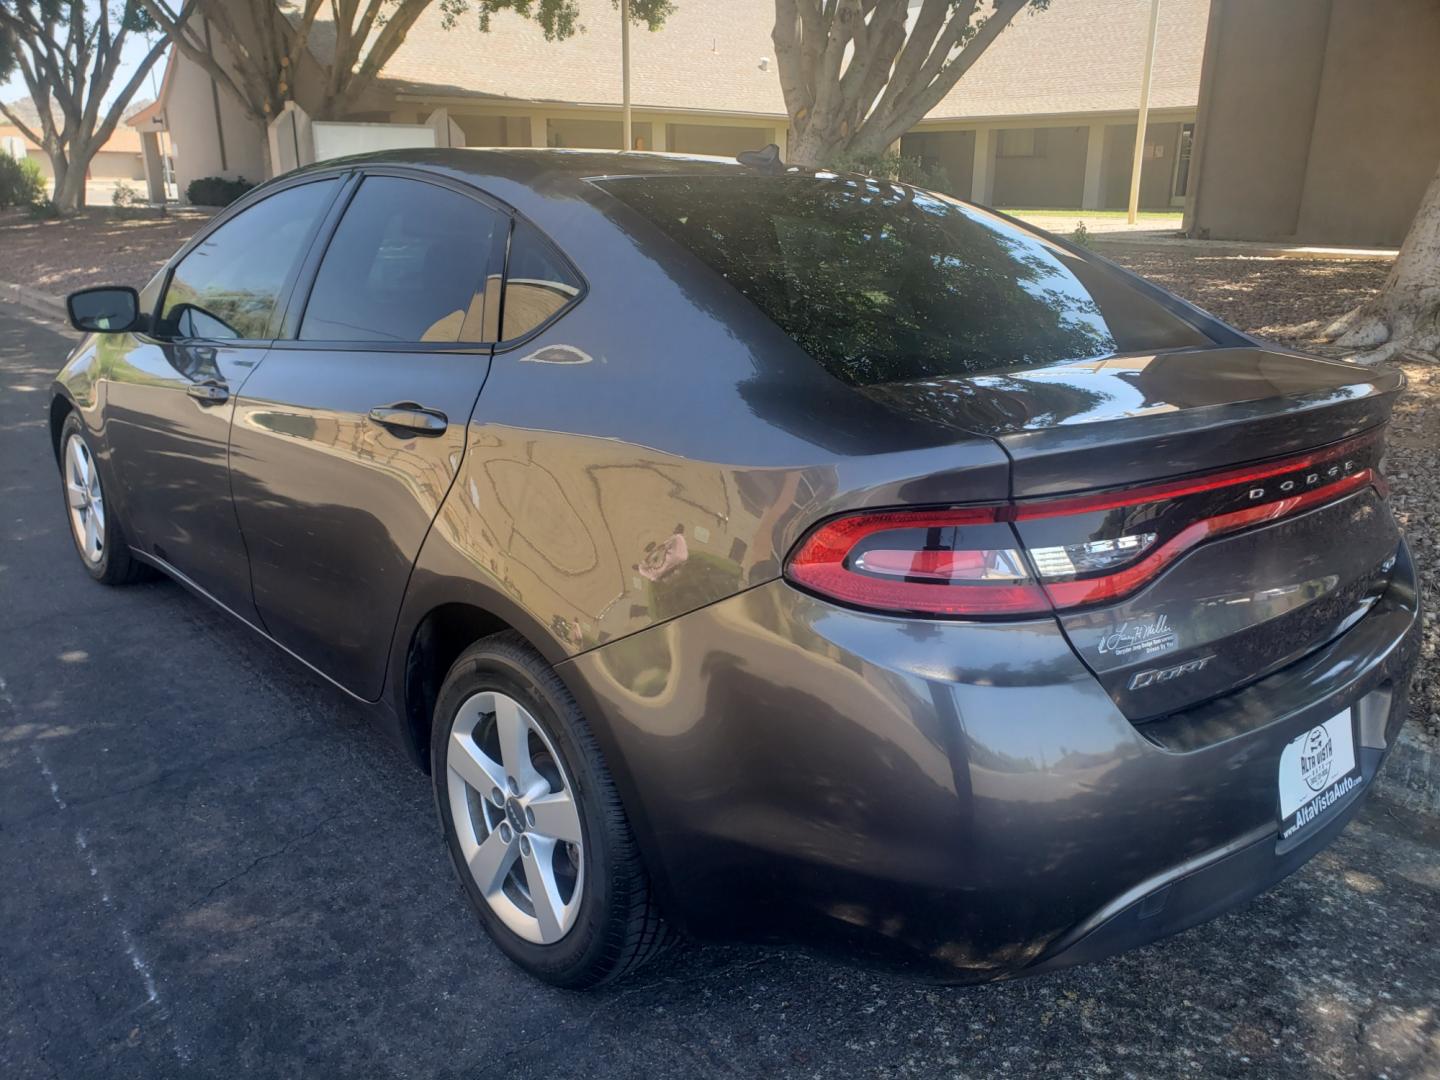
[865,345,1405,719]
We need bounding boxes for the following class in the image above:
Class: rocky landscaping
[1105,246,1438,743]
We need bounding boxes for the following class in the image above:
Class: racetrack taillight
[785,508,1051,616]
[785,430,1385,618]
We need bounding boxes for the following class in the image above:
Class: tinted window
[161,179,337,340]
[301,177,505,343]
[501,219,582,340]
[599,174,1211,385]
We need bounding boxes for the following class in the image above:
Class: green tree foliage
[826,148,949,191]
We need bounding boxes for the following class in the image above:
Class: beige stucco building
[1185,0,1440,247]
[131,0,1209,212]
[0,98,148,185]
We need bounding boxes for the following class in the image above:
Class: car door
[227,172,508,699]
[102,176,343,623]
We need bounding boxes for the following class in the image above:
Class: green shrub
[0,154,47,210]
[25,198,60,220]
[185,175,255,207]
[112,179,141,207]
[1069,220,1094,248]
[825,149,951,193]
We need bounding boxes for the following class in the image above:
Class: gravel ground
[0,206,213,296]
[1104,247,1439,745]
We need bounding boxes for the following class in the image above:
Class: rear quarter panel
[386,177,1014,739]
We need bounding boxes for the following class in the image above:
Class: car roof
[293,146,759,195]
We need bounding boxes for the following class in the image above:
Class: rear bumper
[1025,730,1395,977]
[563,541,1420,982]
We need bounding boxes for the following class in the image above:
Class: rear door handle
[186,381,229,404]
[367,403,449,436]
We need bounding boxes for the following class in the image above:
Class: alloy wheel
[64,433,105,564]
[446,690,585,944]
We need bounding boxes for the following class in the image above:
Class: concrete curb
[0,280,66,322]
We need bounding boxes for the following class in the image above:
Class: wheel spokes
[493,694,538,788]
[66,481,86,509]
[83,511,101,560]
[520,836,567,942]
[70,439,89,486]
[524,789,582,845]
[448,730,506,796]
[469,827,519,897]
[448,690,584,946]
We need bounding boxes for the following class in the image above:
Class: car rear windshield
[597,174,1212,386]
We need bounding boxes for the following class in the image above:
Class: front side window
[160,179,338,340]
[300,176,506,344]
[598,174,1212,386]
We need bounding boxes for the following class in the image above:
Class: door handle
[187,381,229,404]
[367,403,448,436]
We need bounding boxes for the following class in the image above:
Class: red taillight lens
[785,430,1385,618]
[785,508,1051,616]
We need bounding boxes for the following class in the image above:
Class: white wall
[311,121,436,162]
[166,18,267,200]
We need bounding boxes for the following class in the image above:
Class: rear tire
[431,631,670,988]
[58,412,151,586]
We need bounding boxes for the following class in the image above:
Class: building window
[997,129,1045,158]
[1172,123,1195,198]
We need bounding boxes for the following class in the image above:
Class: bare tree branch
[776,0,1043,167]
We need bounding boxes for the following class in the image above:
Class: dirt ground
[0,206,213,296]
[1104,245,1439,743]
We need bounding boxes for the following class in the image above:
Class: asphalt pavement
[3,303,1439,1079]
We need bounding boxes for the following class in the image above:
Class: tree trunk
[50,154,69,210]
[787,126,842,168]
[51,152,90,214]
[1323,157,1440,365]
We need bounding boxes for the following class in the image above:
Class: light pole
[621,0,632,151]
[1127,0,1161,225]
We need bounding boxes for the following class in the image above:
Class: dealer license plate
[1278,709,1362,841]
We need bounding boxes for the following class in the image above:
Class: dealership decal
[1097,614,1177,659]
[1281,773,1361,840]
[1278,710,1358,838]
[1298,725,1335,791]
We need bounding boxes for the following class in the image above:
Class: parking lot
[3,302,1440,1079]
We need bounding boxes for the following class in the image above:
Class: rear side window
[598,174,1211,385]
[301,176,506,344]
[500,219,582,341]
[160,178,338,340]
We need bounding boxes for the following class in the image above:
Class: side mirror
[67,286,144,334]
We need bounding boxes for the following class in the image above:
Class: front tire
[58,413,150,586]
[431,632,669,988]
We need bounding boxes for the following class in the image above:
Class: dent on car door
[228,174,507,699]
[100,177,342,622]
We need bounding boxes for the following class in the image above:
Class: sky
[1,28,168,112]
